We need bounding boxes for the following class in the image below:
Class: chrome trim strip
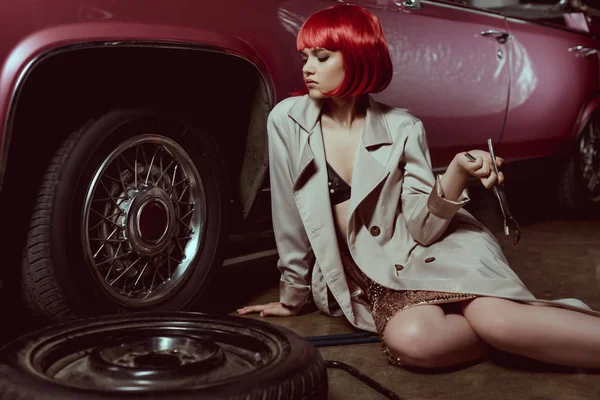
[222,248,278,267]
[505,16,598,38]
[430,0,599,38]
[0,40,275,191]
[422,0,507,19]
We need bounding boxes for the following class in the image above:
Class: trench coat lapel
[289,94,394,228]
[289,95,321,187]
[288,96,353,318]
[290,94,393,196]
[347,97,393,223]
[285,95,394,317]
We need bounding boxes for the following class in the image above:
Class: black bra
[326,162,351,205]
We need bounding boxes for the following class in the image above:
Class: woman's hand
[452,149,504,189]
[237,302,302,317]
[440,150,504,201]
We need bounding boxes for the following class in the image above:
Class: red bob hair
[295,4,393,98]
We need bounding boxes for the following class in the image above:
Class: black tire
[21,110,229,324]
[0,312,327,399]
[557,112,600,217]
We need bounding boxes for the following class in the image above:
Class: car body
[0,0,598,322]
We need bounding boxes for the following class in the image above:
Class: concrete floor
[1,181,599,399]
[210,186,600,400]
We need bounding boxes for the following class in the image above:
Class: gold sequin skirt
[340,251,477,367]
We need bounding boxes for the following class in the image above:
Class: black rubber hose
[303,333,399,399]
[305,331,380,347]
[325,360,401,400]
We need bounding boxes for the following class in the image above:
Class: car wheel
[21,109,229,324]
[0,312,327,399]
[558,112,600,217]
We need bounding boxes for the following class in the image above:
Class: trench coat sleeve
[401,120,469,246]
[267,113,313,308]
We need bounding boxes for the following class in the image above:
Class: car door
[499,13,599,160]
[341,0,510,170]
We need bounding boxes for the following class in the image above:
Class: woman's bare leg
[383,304,488,368]
[462,297,600,368]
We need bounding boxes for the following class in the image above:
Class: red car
[0,0,598,323]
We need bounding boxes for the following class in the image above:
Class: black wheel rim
[1,313,291,392]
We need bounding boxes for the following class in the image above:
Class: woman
[238,4,600,369]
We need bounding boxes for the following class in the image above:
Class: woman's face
[300,48,344,99]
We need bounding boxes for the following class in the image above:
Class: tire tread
[21,123,91,323]
[21,110,230,324]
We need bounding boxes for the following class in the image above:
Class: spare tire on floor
[0,312,327,399]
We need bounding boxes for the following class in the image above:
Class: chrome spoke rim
[580,120,600,201]
[83,134,206,307]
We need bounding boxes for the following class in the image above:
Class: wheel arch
[574,92,600,141]
[0,41,274,232]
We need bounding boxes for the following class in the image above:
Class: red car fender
[0,22,275,188]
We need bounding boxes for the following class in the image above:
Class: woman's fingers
[463,154,483,172]
[471,158,491,178]
[497,171,504,185]
[462,150,505,189]
[237,302,300,317]
[260,305,292,317]
[236,305,263,315]
[480,170,497,189]
[237,302,279,315]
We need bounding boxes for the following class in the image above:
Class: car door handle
[480,30,510,44]
[393,0,422,10]
[569,45,599,57]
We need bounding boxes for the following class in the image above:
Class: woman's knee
[383,306,445,367]
[462,297,517,345]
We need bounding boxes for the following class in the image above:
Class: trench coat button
[424,257,436,263]
[370,226,381,237]
[395,264,404,271]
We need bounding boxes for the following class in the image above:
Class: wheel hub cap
[139,202,169,243]
[127,187,175,256]
[91,335,225,378]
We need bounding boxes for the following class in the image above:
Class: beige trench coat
[267,94,597,333]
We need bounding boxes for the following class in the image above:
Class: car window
[444,1,582,30]
[447,0,565,8]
